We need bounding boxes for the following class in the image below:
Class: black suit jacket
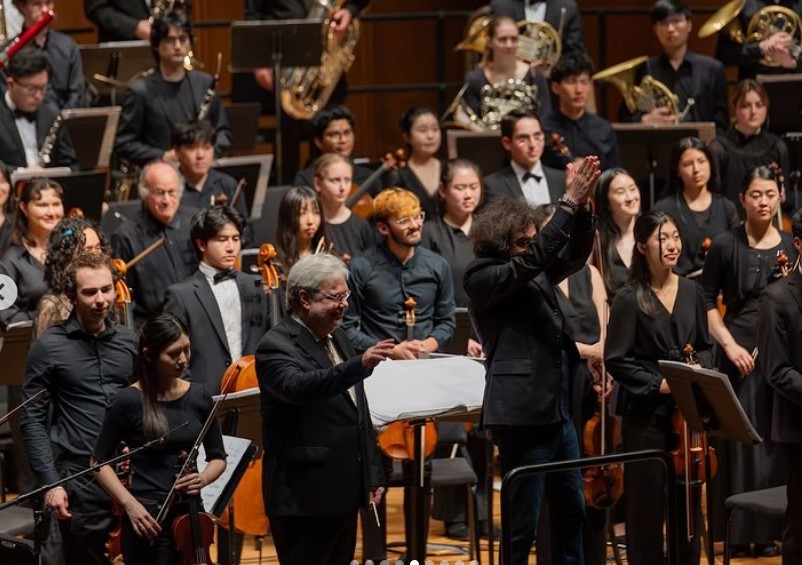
[163,271,270,395]
[256,318,384,517]
[483,163,565,204]
[489,0,586,55]
[464,206,595,427]
[246,0,370,19]
[756,269,802,444]
[84,0,150,43]
[0,100,77,173]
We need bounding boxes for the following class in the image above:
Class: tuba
[280,0,360,120]
[699,0,802,67]
[593,56,679,115]
[443,78,540,132]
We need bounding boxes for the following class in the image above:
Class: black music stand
[757,73,802,136]
[61,107,121,171]
[230,20,323,185]
[445,129,505,177]
[613,123,716,209]
[658,360,761,565]
[0,323,34,388]
[79,41,152,106]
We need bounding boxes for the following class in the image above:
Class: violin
[111,237,166,329]
[772,249,793,280]
[671,344,718,542]
[105,447,130,561]
[768,161,792,233]
[550,132,573,163]
[345,148,406,219]
[211,178,247,209]
[171,451,216,565]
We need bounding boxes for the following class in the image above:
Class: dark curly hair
[45,217,109,294]
[63,251,116,301]
[471,196,539,259]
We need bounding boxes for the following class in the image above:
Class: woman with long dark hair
[92,313,226,565]
[0,161,15,255]
[700,166,792,557]
[654,137,739,278]
[594,167,641,302]
[274,185,326,270]
[606,210,714,565]
[396,106,442,218]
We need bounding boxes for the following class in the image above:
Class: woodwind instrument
[197,52,222,121]
[0,10,54,70]
[38,114,63,167]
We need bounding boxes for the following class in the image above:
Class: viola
[171,451,216,565]
[344,148,406,219]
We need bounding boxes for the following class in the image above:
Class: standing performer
[700,166,792,557]
[489,0,587,56]
[464,155,600,564]
[255,253,391,565]
[84,0,151,42]
[396,106,443,220]
[92,313,227,565]
[606,210,715,565]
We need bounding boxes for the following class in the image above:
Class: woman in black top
[274,185,326,270]
[0,161,15,255]
[93,313,226,565]
[594,168,641,303]
[396,106,442,219]
[654,137,740,278]
[606,211,714,565]
[700,166,792,556]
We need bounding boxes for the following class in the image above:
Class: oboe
[38,114,63,167]
[197,52,222,121]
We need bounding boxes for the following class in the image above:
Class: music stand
[757,73,802,135]
[658,360,761,565]
[443,307,472,356]
[613,122,717,209]
[230,20,323,185]
[61,107,121,170]
[212,153,274,220]
[79,41,152,106]
[0,323,34,387]
[445,129,505,176]
[10,170,107,222]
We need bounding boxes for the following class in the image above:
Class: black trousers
[783,443,802,564]
[119,496,186,565]
[269,513,358,565]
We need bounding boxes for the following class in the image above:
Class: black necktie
[522,171,542,183]
[213,268,236,284]
[13,108,37,122]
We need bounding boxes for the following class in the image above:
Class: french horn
[443,78,540,132]
[593,56,679,115]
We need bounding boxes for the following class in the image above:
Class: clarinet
[38,114,63,167]
[197,52,222,121]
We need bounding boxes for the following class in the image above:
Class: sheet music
[198,435,252,514]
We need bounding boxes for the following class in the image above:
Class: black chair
[723,485,787,565]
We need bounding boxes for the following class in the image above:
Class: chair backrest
[250,184,293,246]
[224,103,262,153]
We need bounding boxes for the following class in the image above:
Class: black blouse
[420,217,475,307]
[395,164,441,220]
[556,265,600,346]
[0,244,47,328]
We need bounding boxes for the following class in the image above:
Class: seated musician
[10,0,86,110]
[84,0,152,42]
[111,160,199,327]
[0,46,77,174]
[617,0,729,132]
[255,252,391,565]
[0,161,13,255]
[483,108,565,206]
[163,205,269,396]
[115,7,231,168]
[92,313,226,565]
[274,185,327,270]
[395,106,443,219]
[173,119,252,245]
[489,0,587,57]
[542,52,621,170]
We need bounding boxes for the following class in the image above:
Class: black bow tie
[13,108,37,122]
[213,268,236,284]
[522,171,542,183]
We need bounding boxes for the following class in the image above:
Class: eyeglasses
[315,290,351,303]
[513,132,545,145]
[161,34,191,46]
[513,236,534,248]
[15,81,48,94]
[391,212,426,227]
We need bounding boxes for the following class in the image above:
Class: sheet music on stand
[198,435,255,517]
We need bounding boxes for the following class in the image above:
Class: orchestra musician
[274,185,326,270]
[395,106,442,219]
[311,153,374,258]
[605,210,715,565]
[115,7,231,168]
[489,0,587,56]
[83,0,151,42]
[92,312,227,565]
[654,136,739,278]
[755,209,802,565]
[20,252,137,564]
[464,154,600,565]
[163,205,270,396]
[0,47,77,174]
[700,166,792,558]
[111,161,199,328]
[617,0,729,132]
[0,161,13,255]
[255,252,391,565]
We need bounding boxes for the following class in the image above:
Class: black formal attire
[180,168,253,246]
[756,268,802,564]
[542,109,621,170]
[464,205,595,565]
[700,226,794,545]
[600,244,629,305]
[111,206,199,327]
[489,0,586,55]
[484,161,565,205]
[653,192,740,277]
[20,314,137,564]
[93,384,227,565]
[21,30,86,110]
[325,214,374,259]
[709,128,791,215]
[0,95,77,173]
[116,69,231,167]
[421,217,475,308]
[461,67,552,125]
[394,163,442,220]
[617,52,729,133]
[606,279,714,565]
[84,0,150,43]
[0,220,11,257]
[163,268,270,395]
[715,0,802,79]
[255,317,384,565]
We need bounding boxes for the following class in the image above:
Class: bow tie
[522,171,542,183]
[13,108,37,122]
[213,268,236,284]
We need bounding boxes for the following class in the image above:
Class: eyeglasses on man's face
[390,212,426,228]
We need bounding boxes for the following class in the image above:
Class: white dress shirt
[5,91,39,167]
[525,0,547,21]
[511,160,552,207]
[199,261,243,361]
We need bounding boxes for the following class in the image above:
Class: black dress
[653,192,740,277]
[708,128,790,215]
[606,278,714,565]
[395,164,441,220]
[420,217,475,307]
[325,214,375,259]
[700,226,795,544]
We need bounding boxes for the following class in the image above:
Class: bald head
[139,161,182,225]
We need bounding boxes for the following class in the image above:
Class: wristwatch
[558,194,580,212]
